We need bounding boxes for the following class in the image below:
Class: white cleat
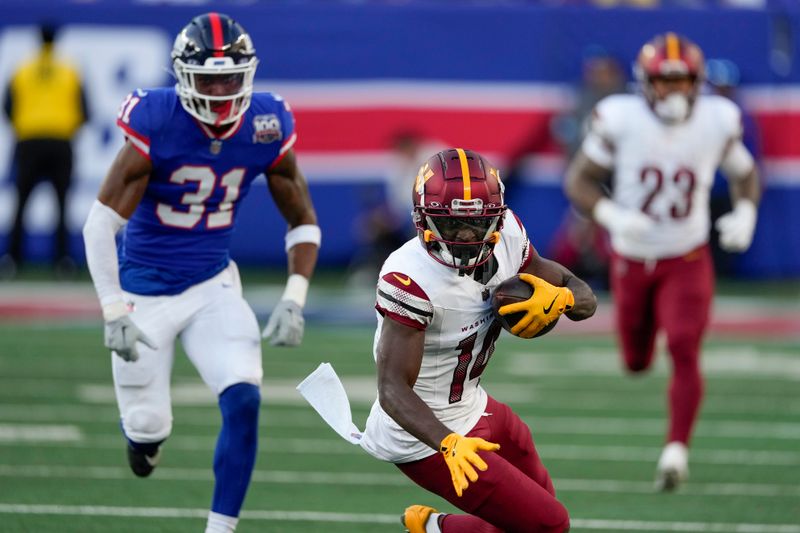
[655,441,689,492]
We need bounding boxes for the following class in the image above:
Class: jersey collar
[193,115,244,141]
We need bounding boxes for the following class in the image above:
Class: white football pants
[112,261,262,443]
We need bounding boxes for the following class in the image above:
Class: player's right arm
[563,149,613,216]
[376,316,499,496]
[83,141,155,361]
[376,317,449,450]
[714,100,762,253]
[564,101,655,240]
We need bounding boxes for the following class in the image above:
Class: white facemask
[653,93,690,123]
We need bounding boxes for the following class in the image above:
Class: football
[490,274,559,338]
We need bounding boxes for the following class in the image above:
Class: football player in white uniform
[564,32,761,491]
[360,148,596,533]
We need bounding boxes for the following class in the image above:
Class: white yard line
[2,434,799,466]
[0,504,797,532]
[520,417,800,440]
[1,464,797,498]
[5,407,800,443]
[0,424,81,442]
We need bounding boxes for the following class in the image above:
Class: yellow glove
[439,432,500,497]
[498,273,574,338]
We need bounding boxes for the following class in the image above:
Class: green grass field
[0,296,798,532]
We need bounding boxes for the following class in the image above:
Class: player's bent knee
[124,407,172,442]
[219,382,261,424]
[543,504,570,533]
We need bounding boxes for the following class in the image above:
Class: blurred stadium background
[0,0,798,532]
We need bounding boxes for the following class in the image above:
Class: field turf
[0,282,798,532]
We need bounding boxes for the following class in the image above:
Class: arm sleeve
[82,200,128,320]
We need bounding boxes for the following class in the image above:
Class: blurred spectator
[548,48,626,289]
[552,47,627,158]
[347,130,445,287]
[705,58,762,277]
[1,22,89,279]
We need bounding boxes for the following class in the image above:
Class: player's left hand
[262,300,305,346]
[498,273,574,338]
[439,432,500,497]
[715,199,757,252]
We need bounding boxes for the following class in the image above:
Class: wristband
[285,224,321,252]
[102,299,129,322]
[281,274,310,307]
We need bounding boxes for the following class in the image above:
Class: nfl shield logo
[253,114,282,144]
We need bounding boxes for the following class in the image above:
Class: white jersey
[582,94,753,260]
[359,210,532,463]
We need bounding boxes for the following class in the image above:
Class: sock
[211,382,261,517]
[121,421,162,455]
[427,513,444,533]
[206,511,238,533]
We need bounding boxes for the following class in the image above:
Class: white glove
[104,315,157,362]
[715,199,757,252]
[262,300,305,346]
[593,197,655,240]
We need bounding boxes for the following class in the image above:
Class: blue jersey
[114,87,296,296]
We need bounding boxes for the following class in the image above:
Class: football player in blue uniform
[82,13,320,533]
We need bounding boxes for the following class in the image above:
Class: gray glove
[104,315,157,362]
[262,300,304,347]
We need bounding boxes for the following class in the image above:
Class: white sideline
[0,504,798,532]
[1,465,798,498]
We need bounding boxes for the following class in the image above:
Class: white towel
[296,362,364,444]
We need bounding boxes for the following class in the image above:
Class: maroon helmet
[634,32,705,122]
[412,148,507,272]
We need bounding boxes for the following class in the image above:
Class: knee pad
[219,382,261,423]
[124,406,171,442]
